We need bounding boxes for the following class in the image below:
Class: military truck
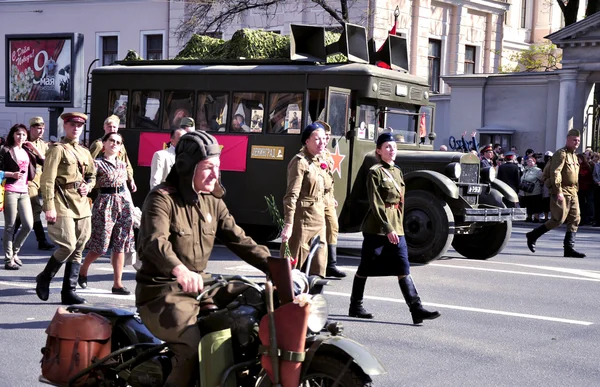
[88,24,525,264]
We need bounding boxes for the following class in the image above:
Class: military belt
[384,202,400,209]
[100,185,126,194]
[62,181,82,190]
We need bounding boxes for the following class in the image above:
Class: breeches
[48,216,91,263]
[545,194,580,232]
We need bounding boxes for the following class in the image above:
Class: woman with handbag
[0,124,44,270]
[348,132,440,324]
[78,133,135,294]
[520,157,543,222]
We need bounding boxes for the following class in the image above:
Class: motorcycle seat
[67,305,136,318]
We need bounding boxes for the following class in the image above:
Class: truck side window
[131,90,161,130]
[197,92,228,132]
[108,90,128,128]
[231,92,265,133]
[163,91,194,129]
[267,92,303,134]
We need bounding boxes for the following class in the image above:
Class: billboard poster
[5,33,84,107]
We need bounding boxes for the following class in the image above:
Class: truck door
[325,87,352,201]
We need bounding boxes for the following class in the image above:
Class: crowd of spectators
[479,143,600,226]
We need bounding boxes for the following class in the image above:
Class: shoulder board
[369,164,383,171]
[295,153,306,160]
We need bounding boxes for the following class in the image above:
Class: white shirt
[149,146,176,189]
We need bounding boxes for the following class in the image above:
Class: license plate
[467,185,482,194]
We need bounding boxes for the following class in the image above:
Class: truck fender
[302,335,386,377]
[491,179,519,204]
[404,170,459,200]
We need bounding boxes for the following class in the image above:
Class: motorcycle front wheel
[301,355,373,386]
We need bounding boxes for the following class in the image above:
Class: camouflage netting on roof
[174,29,347,63]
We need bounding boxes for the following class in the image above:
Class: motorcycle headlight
[307,294,329,333]
[481,166,496,183]
[444,162,461,180]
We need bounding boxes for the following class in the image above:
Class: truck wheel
[404,190,454,264]
[452,220,512,259]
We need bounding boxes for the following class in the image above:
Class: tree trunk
[564,0,580,25]
[586,0,600,16]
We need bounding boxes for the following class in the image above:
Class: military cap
[61,112,87,124]
[180,117,195,128]
[544,151,553,157]
[29,116,44,127]
[301,122,326,145]
[481,144,493,153]
[504,151,515,160]
[376,132,395,147]
[567,129,580,137]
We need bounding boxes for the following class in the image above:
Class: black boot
[35,257,63,301]
[61,262,87,305]
[348,276,373,319]
[526,224,549,253]
[564,231,586,258]
[399,275,440,325]
[33,221,55,250]
[325,244,346,278]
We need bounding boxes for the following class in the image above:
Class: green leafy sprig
[265,194,292,259]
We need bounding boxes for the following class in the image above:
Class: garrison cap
[180,117,195,129]
[29,116,44,127]
[567,129,580,137]
[61,112,87,124]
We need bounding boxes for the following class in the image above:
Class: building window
[102,36,118,66]
[203,31,223,39]
[520,0,527,28]
[428,39,441,93]
[146,34,163,60]
[464,45,476,74]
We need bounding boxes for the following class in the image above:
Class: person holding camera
[520,157,543,222]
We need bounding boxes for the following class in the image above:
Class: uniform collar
[60,137,79,146]
[302,148,319,162]
[381,160,395,168]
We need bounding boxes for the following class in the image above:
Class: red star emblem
[330,145,346,178]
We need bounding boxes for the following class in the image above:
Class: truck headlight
[481,166,495,183]
[444,162,461,180]
[307,294,329,333]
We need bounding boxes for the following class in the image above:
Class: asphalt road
[0,222,599,387]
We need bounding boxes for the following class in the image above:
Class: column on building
[555,69,578,149]
[447,5,463,75]
[168,0,185,58]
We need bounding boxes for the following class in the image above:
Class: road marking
[325,291,593,326]
[0,280,135,301]
[428,263,600,282]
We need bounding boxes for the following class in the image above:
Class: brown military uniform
[321,149,339,245]
[28,137,49,222]
[282,148,327,276]
[545,146,580,232]
[135,184,270,387]
[89,138,134,181]
[40,138,96,263]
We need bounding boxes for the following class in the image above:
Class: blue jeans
[3,191,33,262]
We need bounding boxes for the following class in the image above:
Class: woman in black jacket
[0,124,44,270]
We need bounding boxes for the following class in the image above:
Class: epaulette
[295,153,307,160]
[369,164,383,171]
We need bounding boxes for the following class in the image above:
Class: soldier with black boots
[348,133,440,324]
[317,120,346,278]
[35,112,96,305]
[526,129,586,258]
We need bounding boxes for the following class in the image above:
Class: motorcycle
[56,238,386,386]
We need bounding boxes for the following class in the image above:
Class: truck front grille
[460,163,479,205]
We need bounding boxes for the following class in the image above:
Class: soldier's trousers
[28,185,43,223]
[544,194,580,232]
[324,204,339,245]
[138,288,200,387]
[47,216,91,263]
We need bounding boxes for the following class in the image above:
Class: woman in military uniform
[348,132,440,324]
[281,122,328,276]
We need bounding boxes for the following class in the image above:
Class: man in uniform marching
[35,112,97,304]
[526,129,586,258]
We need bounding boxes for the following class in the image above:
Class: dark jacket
[497,162,522,194]
[0,146,43,184]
